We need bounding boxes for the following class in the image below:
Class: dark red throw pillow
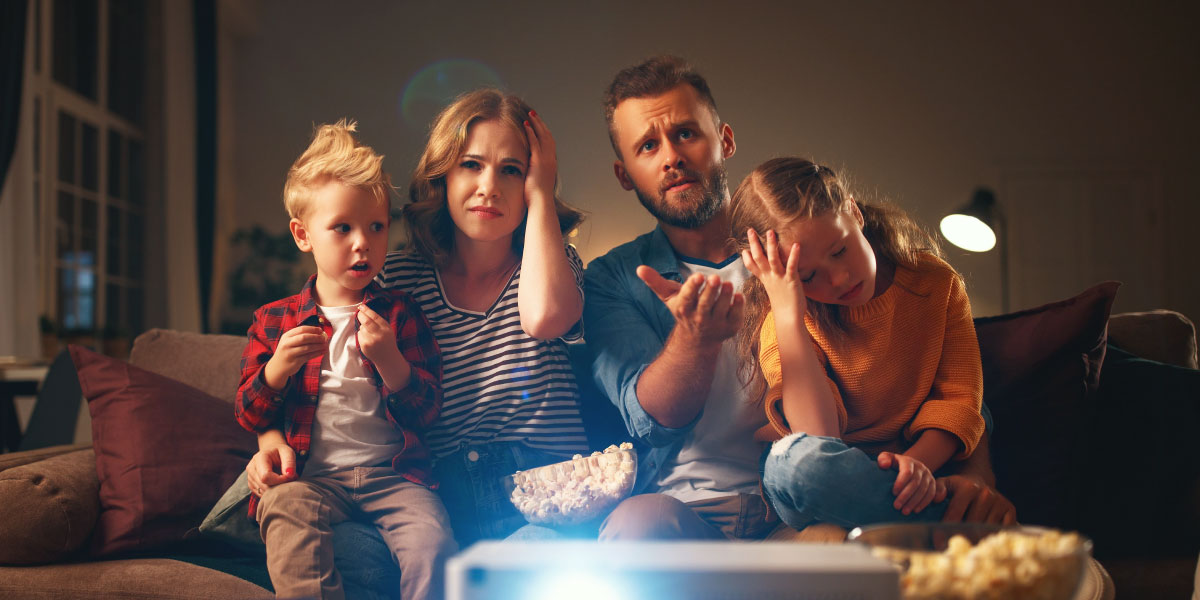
[973,281,1119,530]
[70,345,257,556]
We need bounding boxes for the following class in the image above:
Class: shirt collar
[643,226,682,279]
[295,274,391,320]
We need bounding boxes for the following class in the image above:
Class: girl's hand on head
[878,451,943,516]
[523,110,557,209]
[741,228,806,317]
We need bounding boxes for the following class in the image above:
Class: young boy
[235,120,455,600]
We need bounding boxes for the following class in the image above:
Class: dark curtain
[195,0,216,332]
[0,0,30,197]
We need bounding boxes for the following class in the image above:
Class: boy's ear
[614,161,635,191]
[289,217,313,253]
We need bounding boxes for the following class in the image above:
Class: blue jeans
[329,442,573,597]
[761,433,947,530]
[433,441,576,547]
[331,521,400,600]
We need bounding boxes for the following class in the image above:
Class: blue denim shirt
[583,227,715,494]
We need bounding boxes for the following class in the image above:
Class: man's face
[611,84,735,229]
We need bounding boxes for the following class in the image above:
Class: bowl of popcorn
[848,523,1092,600]
[508,443,637,527]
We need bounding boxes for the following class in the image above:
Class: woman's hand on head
[742,228,807,317]
[523,110,557,208]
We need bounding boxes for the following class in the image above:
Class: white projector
[446,540,900,600]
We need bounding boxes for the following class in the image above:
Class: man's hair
[283,119,391,220]
[602,55,720,158]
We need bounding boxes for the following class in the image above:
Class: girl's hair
[728,157,945,400]
[283,119,391,220]
[404,88,584,265]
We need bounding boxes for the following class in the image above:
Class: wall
[227,0,1200,322]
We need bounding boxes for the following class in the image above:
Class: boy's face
[290,181,389,306]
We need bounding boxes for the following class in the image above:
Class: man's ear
[719,122,736,159]
[290,217,313,253]
[614,161,635,191]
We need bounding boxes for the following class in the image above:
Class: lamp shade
[940,188,998,252]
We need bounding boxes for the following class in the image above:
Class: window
[32,0,149,338]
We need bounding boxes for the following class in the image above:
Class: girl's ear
[849,198,865,227]
[290,217,313,252]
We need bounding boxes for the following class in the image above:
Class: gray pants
[257,467,457,600]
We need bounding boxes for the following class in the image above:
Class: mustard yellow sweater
[759,253,985,458]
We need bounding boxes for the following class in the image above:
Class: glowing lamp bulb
[940,214,997,252]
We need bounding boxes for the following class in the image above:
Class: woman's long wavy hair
[403,88,584,266]
[729,157,945,401]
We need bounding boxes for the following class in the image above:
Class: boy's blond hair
[283,119,392,220]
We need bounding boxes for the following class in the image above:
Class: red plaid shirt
[235,275,442,517]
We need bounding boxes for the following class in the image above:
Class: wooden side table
[0,361,50,452]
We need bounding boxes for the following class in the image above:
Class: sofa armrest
[1108,310,1198,369]
[0,449,99,564]
[0,443,93,474]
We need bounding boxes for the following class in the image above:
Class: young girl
[729,157,987,531]
[377,88,590,546]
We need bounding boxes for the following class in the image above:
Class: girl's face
[775,203,879,306]
[445,119,529,247]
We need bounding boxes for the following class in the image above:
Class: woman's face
[445,119,529,246]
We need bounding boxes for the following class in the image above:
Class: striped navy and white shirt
[377,245,589,459]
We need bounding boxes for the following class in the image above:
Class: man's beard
[634,164,729,230]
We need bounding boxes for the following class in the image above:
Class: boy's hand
[523,110,557,208]
[264,325,327,389]
[357,304,401,365]
[742,228,807,318]
[246,442,297,496]
[878,451,945,516]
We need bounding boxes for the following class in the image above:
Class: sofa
[1,281,1197,599]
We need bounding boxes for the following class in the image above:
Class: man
[584,55,1014,541]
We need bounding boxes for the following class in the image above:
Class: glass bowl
[507,444,637,527]
[848,522,1093,600]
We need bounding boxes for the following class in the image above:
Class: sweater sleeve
[904,274,986,458]
[759,311,848,439]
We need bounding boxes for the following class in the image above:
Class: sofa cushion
[70,345,257,556]
[1080,345,1200,560]
[0,449,99,564]
[128,328,247,403]
[0,558,274,599]
[972,281,1119,530]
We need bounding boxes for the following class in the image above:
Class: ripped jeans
[761,433,947,530]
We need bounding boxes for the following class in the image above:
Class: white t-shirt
[654,255,768,502]
[303,303,407,476]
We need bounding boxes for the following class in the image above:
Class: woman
[377,88,589,546]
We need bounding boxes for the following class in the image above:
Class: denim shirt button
[467,450,480,462]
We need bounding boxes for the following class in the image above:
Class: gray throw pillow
[199,470,264,553]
